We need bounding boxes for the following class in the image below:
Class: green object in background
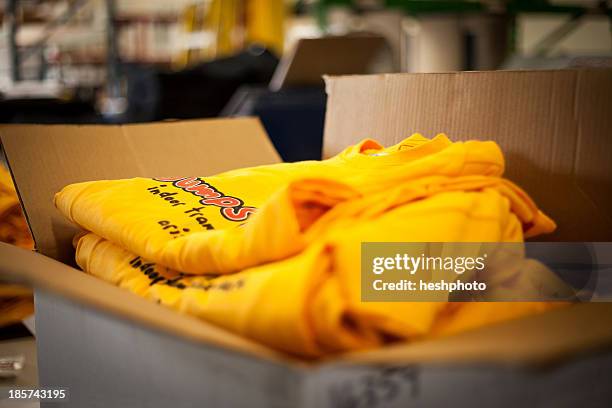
[384,0,484,15]
[507,0,587,14]
[315,0,606,19]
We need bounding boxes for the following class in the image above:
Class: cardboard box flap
[0,241,294,365]
[0,118,280,263]
[269,35,387,91]
[323,69,612,241]
[2,241,611,367]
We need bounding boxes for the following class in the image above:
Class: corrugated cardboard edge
[0,117,282,263]
[0,242,302,367]
[3,242,611,369]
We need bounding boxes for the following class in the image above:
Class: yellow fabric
[0,166,34,249]
[246,0,285,56]
[57,134,562,357]
[0,166,34,326]
[70,168,558,356]
[55,134,513,275]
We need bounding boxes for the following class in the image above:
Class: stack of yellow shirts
[0,165,34,328]
[55,134,560,357]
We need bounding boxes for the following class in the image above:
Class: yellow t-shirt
[56,134,506,274]
[72,174,559,357]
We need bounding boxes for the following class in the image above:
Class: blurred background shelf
[0,0,610,156]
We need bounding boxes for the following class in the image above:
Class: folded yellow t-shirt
[56,134,505,274]
[73,175,558,357]
[154,174,554,275]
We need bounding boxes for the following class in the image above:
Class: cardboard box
[324,69,612,241]
[1,70,612,407]
[269,36,388,91]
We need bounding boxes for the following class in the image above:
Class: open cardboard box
[1,69,612,407]
[268,35,388,91]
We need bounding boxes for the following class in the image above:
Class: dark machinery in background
[222,86,327,162]
[110,47,278,123]
[0,46,279,124]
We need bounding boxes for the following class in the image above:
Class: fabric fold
[58,134,563,357]
[72,173,560,357]
[55,134,506,275]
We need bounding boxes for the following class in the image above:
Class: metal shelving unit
[2,0,115,100]
[1,0,180,102]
